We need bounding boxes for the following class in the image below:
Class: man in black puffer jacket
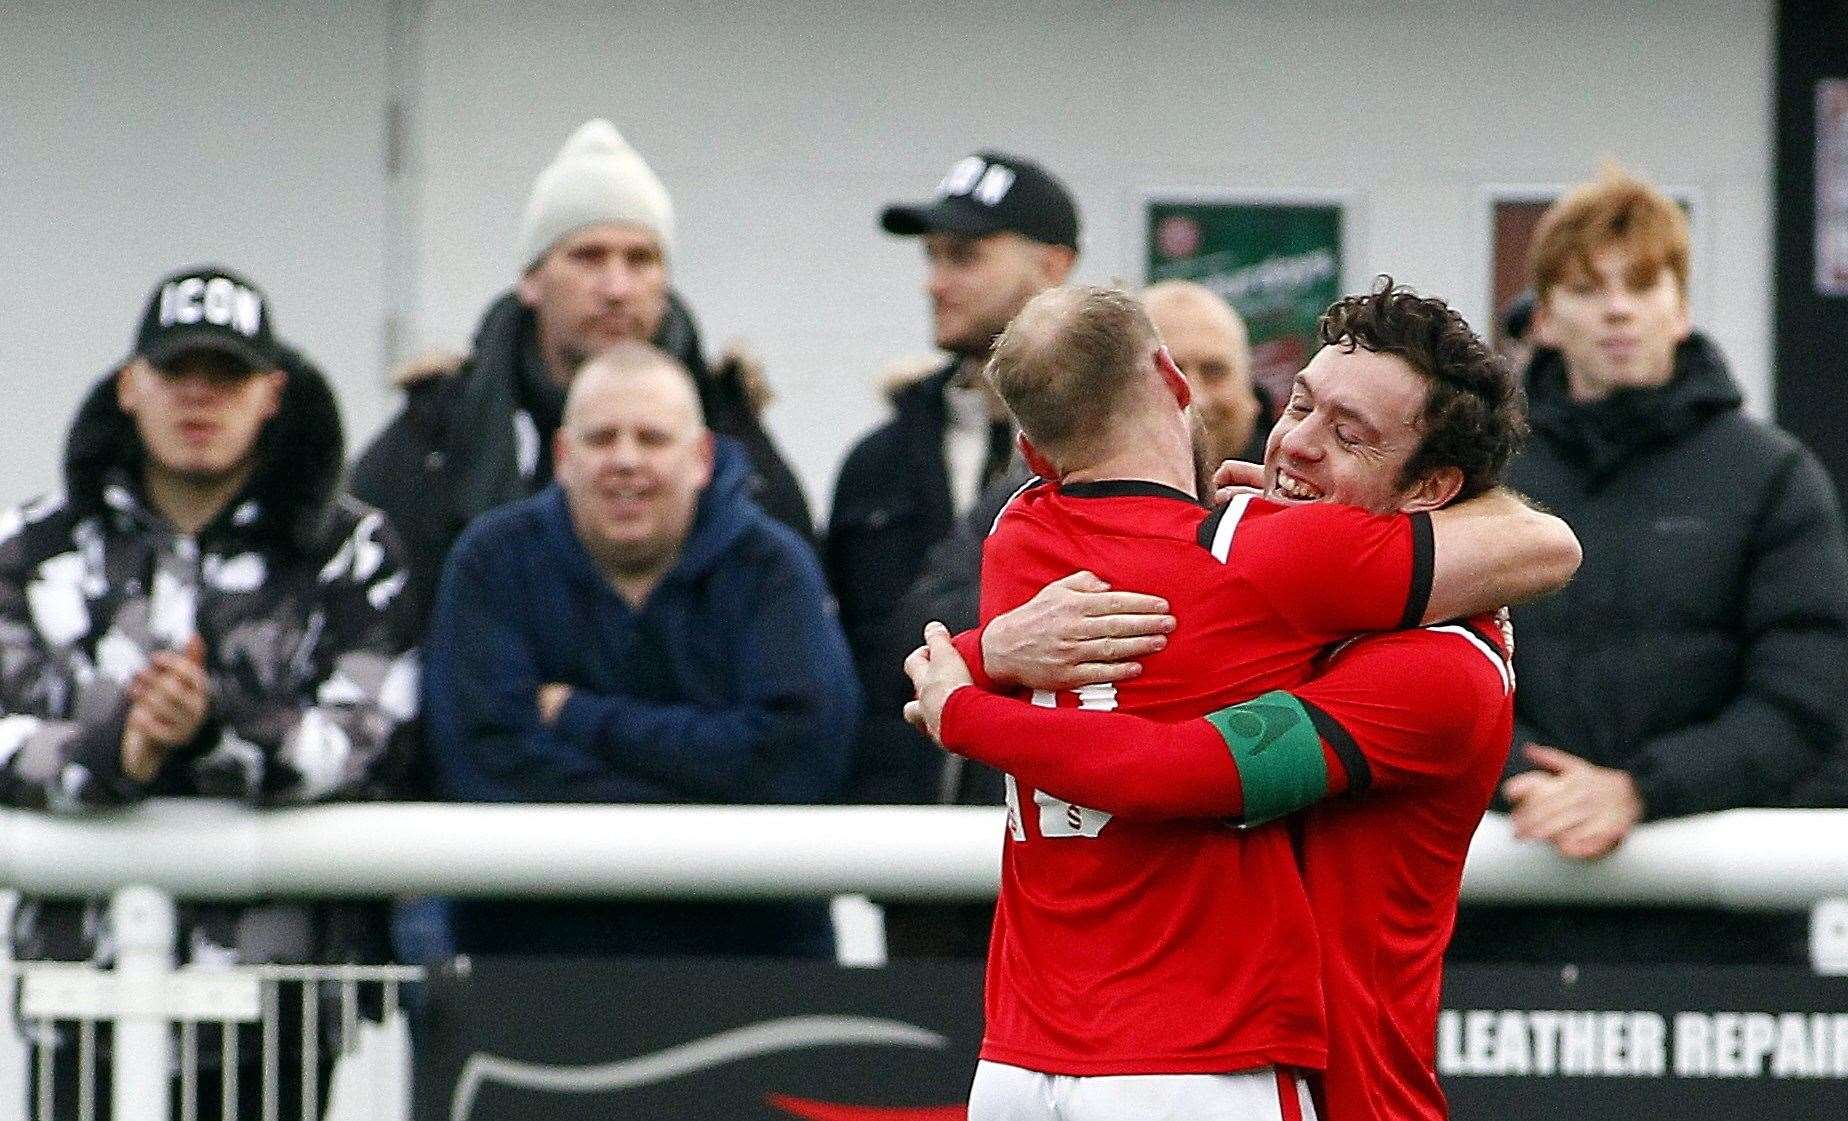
[353,120,812,640]
[1448,167,1848,965]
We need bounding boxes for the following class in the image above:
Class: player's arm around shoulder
[1227,499,1435,634]
[1238,489,1581,629]
[1424,488,1581,624]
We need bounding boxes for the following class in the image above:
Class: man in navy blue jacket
[423,342,859,957]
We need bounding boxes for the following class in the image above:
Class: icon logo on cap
[158,276,263,339]
[936,156,1017,207]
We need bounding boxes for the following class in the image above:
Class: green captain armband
[1204,690,1330,827]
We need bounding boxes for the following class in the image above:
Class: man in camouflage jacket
[0,266,415,972]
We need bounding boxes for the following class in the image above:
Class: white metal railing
[0,885,417,1121]
[2,801,1847,1121]
[4,959,418,1121]
[5,801,1848,907]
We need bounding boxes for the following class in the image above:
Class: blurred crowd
[3,118,1845,988]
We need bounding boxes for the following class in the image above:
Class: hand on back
[980,570,1174,692]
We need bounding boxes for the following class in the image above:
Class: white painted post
[109,886,174,1121]
[0,891,25,1121]
[1810,897,1848,975]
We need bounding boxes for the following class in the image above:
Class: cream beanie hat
[518,120,674,269]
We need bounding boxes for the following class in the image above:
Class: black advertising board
[420,958,983,1121]
[1439,966,1848,1117]
[421,959,1848,1119]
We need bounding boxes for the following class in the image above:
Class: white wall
[2,0,1774,515]
[411,0,1775,517]
[0,0,393,507]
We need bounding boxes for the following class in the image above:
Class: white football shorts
[967,1059,1318,1121]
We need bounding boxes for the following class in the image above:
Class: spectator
[423,343,858,958]
[832,152,1079,807]
[1448,166,1848,964]
[852,461,1033,811]
[1143,279,1271,464]
[0,266,414,1116]
[353,118,812,639]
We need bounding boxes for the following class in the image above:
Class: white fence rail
[2,801,1847,1121]
[4,801,1848,907]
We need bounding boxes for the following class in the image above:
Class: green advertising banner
[1146,198,1343,409]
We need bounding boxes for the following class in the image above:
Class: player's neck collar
[1058,479,1203,506]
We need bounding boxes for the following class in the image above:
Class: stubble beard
[1190,418,1217,502]
[945,273,1047,360]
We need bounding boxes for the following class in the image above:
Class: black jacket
[825,362,959,672]
[1450,334,1848,967]
[1504,334,1848,818]
[848,464,1031,804]
[351,289,814,638]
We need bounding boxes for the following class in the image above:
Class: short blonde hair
[1530,163,1690,300]
[984,286,1157,464]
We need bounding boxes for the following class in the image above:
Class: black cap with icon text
[881,151,1079,250]
[133,265,282,372]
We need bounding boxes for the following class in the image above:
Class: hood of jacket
[1524,331,1742,479]
[889,360,958,426]
[671,433,760,581]
[63,344,346,554]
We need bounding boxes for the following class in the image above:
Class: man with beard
[354,119,812,639]
[900,283,1571,1119]
[831,153,1079,951]
[828,152,1079,667]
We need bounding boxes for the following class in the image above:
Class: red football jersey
[976,479,1434,1076]
[1292,621,1514,1121]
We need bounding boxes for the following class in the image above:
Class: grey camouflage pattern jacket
[0,350,415,966]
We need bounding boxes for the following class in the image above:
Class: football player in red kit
[924,282,1568,1121]
[915,616,1512,1121]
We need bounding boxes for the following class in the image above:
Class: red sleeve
[1291,624,1512,794]
[951,628,997,692]
[938,687,1247,819]
[935,625,1508,823]
[1219,501,1434,635]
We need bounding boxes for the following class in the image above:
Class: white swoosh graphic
[451,1014,948,1121]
